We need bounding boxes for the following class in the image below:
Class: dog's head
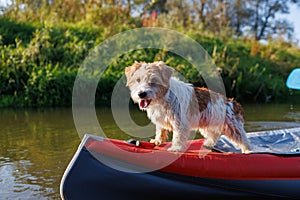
[125,61,173,110]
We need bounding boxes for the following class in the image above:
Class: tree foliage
[154,0,300,42]
[1,0,299,42]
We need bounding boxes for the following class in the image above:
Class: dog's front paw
[203,138,216,149]
[167,145,184,152]
[150,139,162,146]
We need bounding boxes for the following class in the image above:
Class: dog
[125,61,251,153]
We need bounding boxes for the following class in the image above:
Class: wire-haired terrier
[125,61,251,153]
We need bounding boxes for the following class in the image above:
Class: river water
[0,104,299,199]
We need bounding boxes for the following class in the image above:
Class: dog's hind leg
[222,119,251,153]
[202,130,221,149]
[233,122,251,153]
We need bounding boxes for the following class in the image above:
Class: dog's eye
[149,81,156,86]
[136,78,140,83]
[149,79,158,86]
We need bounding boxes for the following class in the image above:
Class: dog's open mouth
[139,99,151,109]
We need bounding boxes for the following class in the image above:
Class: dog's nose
[138,91,147,98]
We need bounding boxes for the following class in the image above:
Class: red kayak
[61,127,300,199]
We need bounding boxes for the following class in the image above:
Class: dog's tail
[224,100,251,153]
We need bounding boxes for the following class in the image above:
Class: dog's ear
[125,62,137,77]
[125,62,142,86]
[163,65,174,80]
[125,66,134,84]
[156,62,173,80]
[125,65,133,75]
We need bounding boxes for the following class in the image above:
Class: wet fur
[125,61,251,153]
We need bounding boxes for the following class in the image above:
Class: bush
[25,64,77,106]
[0,19,98,107]
[189,34,294,102]
[0,17,35,46]
[0,17,299,107]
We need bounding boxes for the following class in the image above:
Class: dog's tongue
[140,99,151,108]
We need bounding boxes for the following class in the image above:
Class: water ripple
[245,121,300,132]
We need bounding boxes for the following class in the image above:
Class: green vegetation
[1,1,300,107]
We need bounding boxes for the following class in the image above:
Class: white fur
[145,77,230,152]
[126,62,251,153]
[146,78,193,151]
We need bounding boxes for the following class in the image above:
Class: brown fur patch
[125,61,146,81]
[193,87,223,112]
[163,120,173,131]
[193,87,210,112]
[161,129,169,141]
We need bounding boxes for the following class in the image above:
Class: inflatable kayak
[60,127,300,199]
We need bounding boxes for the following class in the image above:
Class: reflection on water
[0,108,80,199]
[245,121,300,132]
[243,103,300,131]
[0,104,299,199]
[285,111,300,122]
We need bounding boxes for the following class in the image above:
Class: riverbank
[1,17,300,107]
